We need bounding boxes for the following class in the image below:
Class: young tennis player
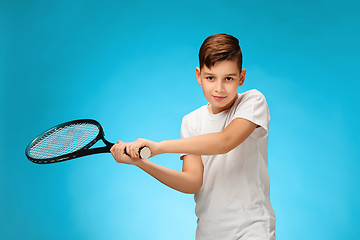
[111,33,276,239]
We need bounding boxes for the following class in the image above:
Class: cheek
[201,85,213,100]
[201,82,212,93]
[202,86,210,97]
[225,83,239,96]
[229,81,240,90]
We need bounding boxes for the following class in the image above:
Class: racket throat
[84,143,113,156]
[87,146,111,154]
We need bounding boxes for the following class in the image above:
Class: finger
[119,143,126,157]
[126,143,135,158]
[111,144,120,162]
[124,144,133,158]
[134,142,143,159]
[134,143,142,159]
[128,142,137,158]
[133,139,145,158]
[124,145,132,158]
[129,144,138,159]
[128,143,137,159]
[137,139,148,158]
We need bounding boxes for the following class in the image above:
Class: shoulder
[230,89,270,124]
[182,105,207,122]
[180,105,207,137]
[239,89,266,102]
[235,89,268,109]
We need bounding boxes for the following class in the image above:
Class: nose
[215,80,224,93]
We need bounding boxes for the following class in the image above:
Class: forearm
[156,118,257,156]
[135,159,201,194]
[158,132,230,156]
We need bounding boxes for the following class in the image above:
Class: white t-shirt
[180,89,276,240]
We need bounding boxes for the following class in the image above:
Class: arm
[159,118,257,155]
[127,118,257,158]
[136,154,203,194]
[111,141,203,194]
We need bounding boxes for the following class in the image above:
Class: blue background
[1,0,359,239]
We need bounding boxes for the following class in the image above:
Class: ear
[239,68,246,86]
[196,67,202,85]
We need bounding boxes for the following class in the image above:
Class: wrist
[134,158,147,167]
[157,141,167,155]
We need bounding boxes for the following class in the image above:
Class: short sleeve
[232,90,270,139]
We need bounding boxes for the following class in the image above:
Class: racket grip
[124,146,151,159]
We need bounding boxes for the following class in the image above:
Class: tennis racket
[25,119,151,164]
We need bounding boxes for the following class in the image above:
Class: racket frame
[25,119,113,164]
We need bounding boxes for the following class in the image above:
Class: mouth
[213,96,226,101]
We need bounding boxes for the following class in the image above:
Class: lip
[213,96,226,101]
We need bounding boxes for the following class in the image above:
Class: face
[196,60,246,114]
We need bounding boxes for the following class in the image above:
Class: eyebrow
[203,72,238,76]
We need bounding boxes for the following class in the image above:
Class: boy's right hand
[110,140,139,165]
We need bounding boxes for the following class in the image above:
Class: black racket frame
[25,119,113,164]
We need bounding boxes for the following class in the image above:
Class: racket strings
[29,123,99,159]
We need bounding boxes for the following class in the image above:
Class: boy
[111,33,276,239]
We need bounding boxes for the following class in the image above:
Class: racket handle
[124,146,151,159]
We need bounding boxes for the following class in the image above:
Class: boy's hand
[126,138,160,159]
[110,140,139,165]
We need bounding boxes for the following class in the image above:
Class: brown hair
[199,33,242,71]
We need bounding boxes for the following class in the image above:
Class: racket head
[25,119,104,164]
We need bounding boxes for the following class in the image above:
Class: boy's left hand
[110,140,137,165]
[126,138,160,159]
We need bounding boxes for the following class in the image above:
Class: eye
[206,76,215,81]
[225,77,233,81]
